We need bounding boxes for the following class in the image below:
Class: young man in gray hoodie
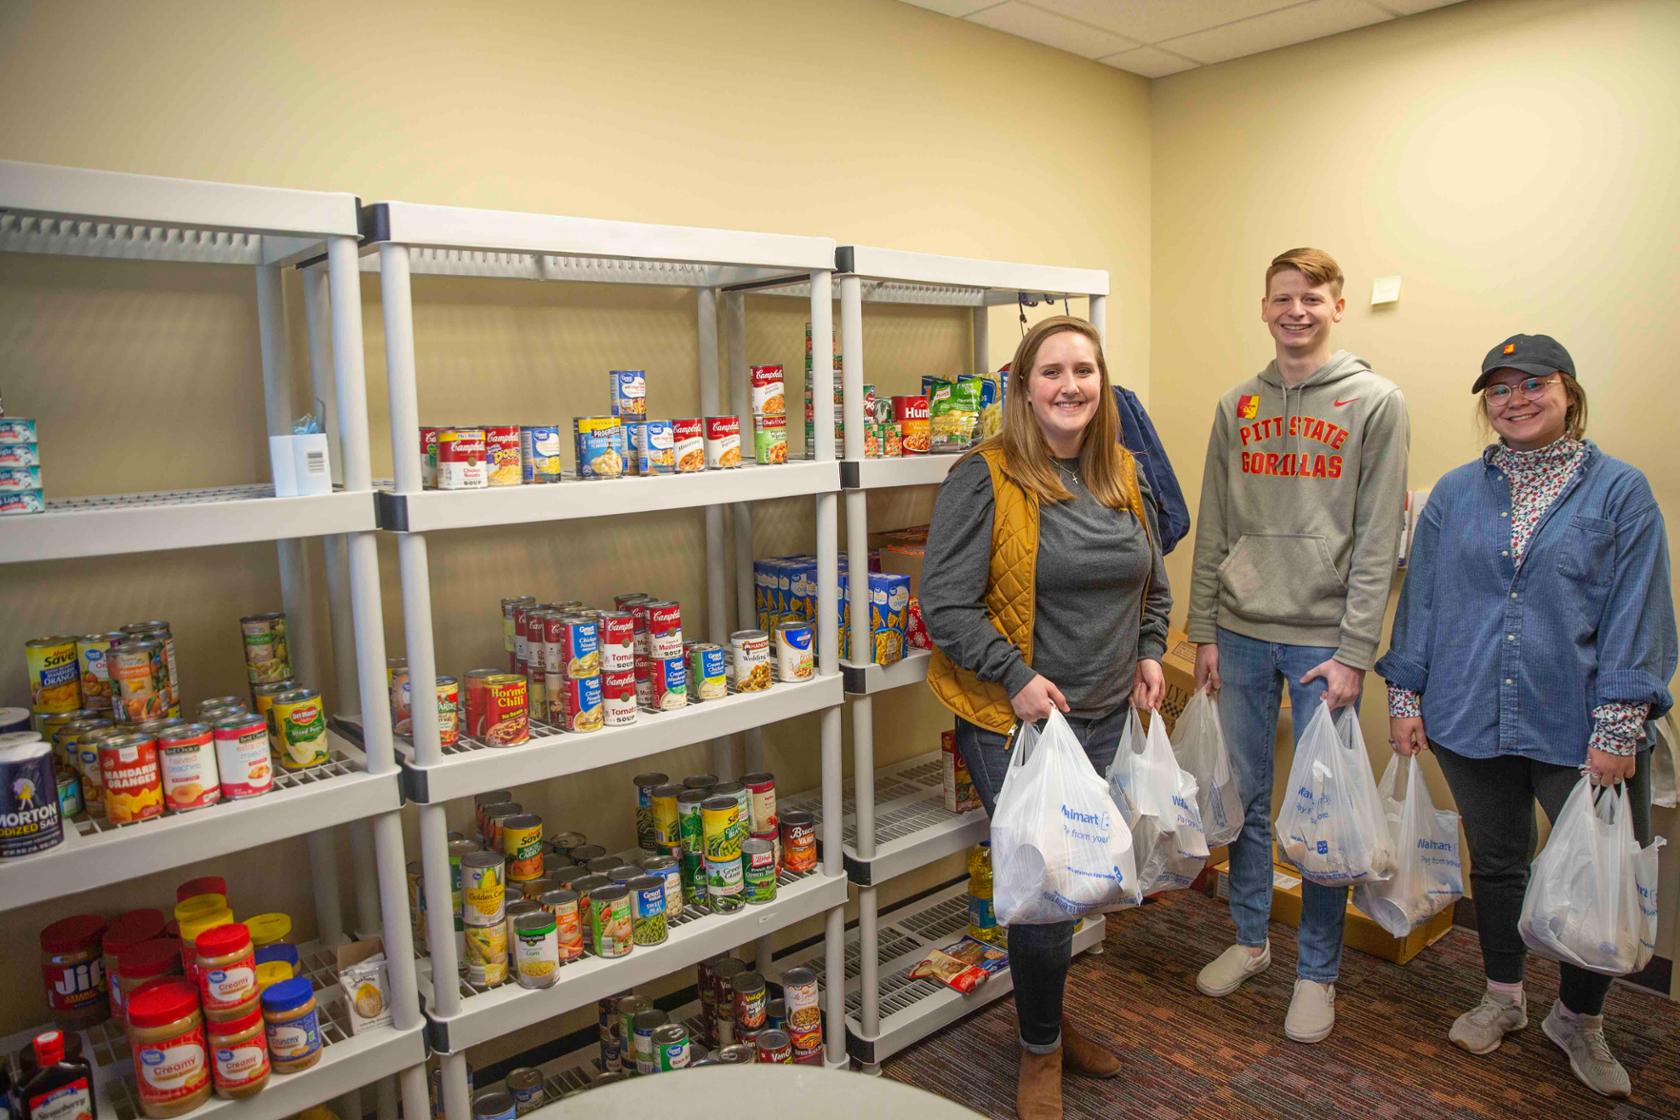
[1187,247,1409,1043]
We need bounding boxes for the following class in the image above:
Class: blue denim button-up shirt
[1377,441,1676,765]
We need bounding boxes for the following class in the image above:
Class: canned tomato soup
[597,611,635,672]
[704,416,742,469]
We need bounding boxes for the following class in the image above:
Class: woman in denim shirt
[1377,334,1676,1100]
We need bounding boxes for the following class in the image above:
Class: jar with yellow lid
[244,912,293,949]
[172,893,225,925]
[177,907,234,980]
[254,962,292,991]
[261,979,321,1074]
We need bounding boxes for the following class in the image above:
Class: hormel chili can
[703,416,742,469]
[437,427,487,489]
[485,425,521,487]
[597,612,635,672]
[645,601,683,659]
[671,418,704,473]
[468,672,529,746]
[893,396,930,455]
[420,427,441,488]
[601,671,637,727]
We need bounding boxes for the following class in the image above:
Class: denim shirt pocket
[1556,514,1616,631]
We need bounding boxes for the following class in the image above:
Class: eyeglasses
[1484,376,1559,402]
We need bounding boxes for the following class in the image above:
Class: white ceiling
[900,0,1466,78]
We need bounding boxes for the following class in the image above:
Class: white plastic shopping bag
[991,709,1136,925]
[1274,703,1396,887]
[1352,754,1464,936]
[1171,687,1245,848]
[1519,777,1666,976]
[1105,709,1209,900]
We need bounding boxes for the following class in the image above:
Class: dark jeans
[1433,745,1653,1016]
[955,706,1128,1052]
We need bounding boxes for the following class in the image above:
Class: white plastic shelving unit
[734,247,1110,1068]
[0,160,427,1120]
[361,200,850,1120]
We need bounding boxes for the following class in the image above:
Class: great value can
[27,636,82,717]
[485,425,521,487]
[99,731,164,824]
[619,420,644,476]
[519,425,564,484]
[600,670,637,727]
[641,853,683,919]
[670,418,704,473]
[561,675,604,733]
[609,370,647,417]
[729,630,772,693]
[438,427,488,490]
[636,420,675,475]
[556,615,600,679]
[158,724,220,812]
[653,1024,690,1071]
[75,633,120,712]
[0,734,62,857]
[630,875,668,945]
[650,655,687,712]
[773,621,814,681]
[272,687,330,770]
[687,644,727,701]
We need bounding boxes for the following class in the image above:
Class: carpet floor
[881,889,1680,1119]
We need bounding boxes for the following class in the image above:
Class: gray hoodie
[1186,350,1409,668]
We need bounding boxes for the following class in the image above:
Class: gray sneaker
[1448,990,1528,1054]
[1542,1001,1631,1099]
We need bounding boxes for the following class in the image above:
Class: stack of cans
[0,415,41,515]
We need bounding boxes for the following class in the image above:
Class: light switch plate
[1371,275,1402,305]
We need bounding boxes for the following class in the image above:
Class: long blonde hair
[972,315,1131,510]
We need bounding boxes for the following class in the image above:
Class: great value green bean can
[630,875,668,945]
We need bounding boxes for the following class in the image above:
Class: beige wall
[0,0,1151,1049]
[1149,0,1680,959]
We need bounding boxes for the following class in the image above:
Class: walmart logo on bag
[1315,840,1329,855]
[1060,803,1110,829]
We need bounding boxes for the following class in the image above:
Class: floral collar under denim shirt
[1380,438,1676,761]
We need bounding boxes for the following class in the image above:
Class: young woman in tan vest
[923,315,1171,1120]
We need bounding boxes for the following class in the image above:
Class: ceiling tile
[897,0,1007,16]
[1159,0,1392,64]
[1099,45,1201,78]
[968,1,1142,59]
[1365,0,1467,13]
[1029,0,1298,45]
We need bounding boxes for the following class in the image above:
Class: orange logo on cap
[1503,343,1516,355]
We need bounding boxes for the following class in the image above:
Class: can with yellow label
[27,636,82,715]
[272,687,329,770]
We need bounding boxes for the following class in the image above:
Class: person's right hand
[1389,715,1428,757]
[1194,643,1221,691]
[1012,674,1070,721]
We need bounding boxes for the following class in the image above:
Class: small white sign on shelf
[270,434,332,497]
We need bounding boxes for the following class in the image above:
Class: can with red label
[597,611,635,672]
[671,418,705,473]
[420,427,441,488]
[645,601,683,659]
[633,660,653,710]
[512,604,539,673]
[742,771,777,835]
[213,711,272,799]
[780,809,817,873]
[630,602,653,658]
[601,671,637,727]
[703,416,741,469]
[437,676,461,747]
[99,732,165,824]
[158,724,220,812]
[485,425,522,486]
[893,396,930,455]
[750,365,785,418]
[468,673,529,746]
[438,427,488,490]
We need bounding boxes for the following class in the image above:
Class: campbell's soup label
[672,418,704,472]
[703,416,742,469]
[437,428,487,490]
[750,366,785,418]
[485,426,521,487]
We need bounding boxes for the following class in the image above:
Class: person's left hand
[1302,658,1365,710]
[1132,658,1165,711]
[1585,747,1637,786]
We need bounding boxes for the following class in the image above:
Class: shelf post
[727,289,753,780]
[1089,293,1107,344]
[971,302,991,373]
[700,285,733,779]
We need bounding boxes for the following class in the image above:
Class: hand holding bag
[1274,703,1396,887]
[1171,687,1244,848]
[1352,753,1464,936]
[1106,709,1209,901]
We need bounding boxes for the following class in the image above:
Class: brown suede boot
[1060,1017,1123,1078]
[1016,1047,1063,1120]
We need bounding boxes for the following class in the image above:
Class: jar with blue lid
[261,978,321,1073]
[254,942,301,977]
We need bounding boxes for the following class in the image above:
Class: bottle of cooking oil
[967,841,1003,944]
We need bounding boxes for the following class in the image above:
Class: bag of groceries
[1106,709,1208,900]
[992,710,1136,924]
[1274,703,1396,887]
[1352,753,1464,936]
[1171,687,1245,848]
[1519,777,1665,976]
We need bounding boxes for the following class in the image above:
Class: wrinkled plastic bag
[992,709,1136,924]
[1106,709,1208,900]
[1171,687,1244,848]
[1519,777,1666,976]
[1653,714,1679,810]
[1275,703,1396,887]
[1352,754,1464,936]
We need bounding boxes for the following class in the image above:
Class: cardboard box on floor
[1210,859,1454,965]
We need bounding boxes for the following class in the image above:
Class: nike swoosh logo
[1333,398,1358,407]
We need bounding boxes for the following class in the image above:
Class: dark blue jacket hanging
[1114,385,1189,555]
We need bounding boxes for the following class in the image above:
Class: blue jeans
[955,706,1128,1053]
[1216,627,1354,984]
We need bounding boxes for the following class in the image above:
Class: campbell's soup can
[158,724,220,812]
[437,676,461,747]
[749,365,785,418]
[213,711,273,800]
[501,597,536,661]
[485,425,521,487]
[703,416,741,469]
[601,671,637,727]
[420,427,441,488]
[671,418,705,473]
[645,601,683,659]
[893,396,930,454]
[597,611,635,672]
[272,687,330,771]
[634,660,653,709]
[438,428,488,490]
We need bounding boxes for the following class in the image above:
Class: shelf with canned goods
[4,939,427,1120]
[375,460,840,534]
[416,865,847,1054]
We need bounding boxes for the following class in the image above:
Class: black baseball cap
[1473,334,1575,393]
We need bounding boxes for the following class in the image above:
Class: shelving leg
[1089,294,1107,344]
[398,1065,430,1120]
[375,1075,398,1120]
[441,1051,472,1120]
[349,819,384,937]
[971,302,990,372]
[306,830,347,945]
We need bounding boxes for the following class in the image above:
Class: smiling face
[1483,367,1570,450]
[1026,329,1101,457]
[1261,268,1344,357]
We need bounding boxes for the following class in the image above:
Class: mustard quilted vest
[927,445,1148,735]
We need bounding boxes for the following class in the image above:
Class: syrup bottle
[21,1030,95,1120]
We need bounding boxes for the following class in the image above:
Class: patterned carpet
[882,889,1680,1119]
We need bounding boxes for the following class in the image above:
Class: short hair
[1266,248,1344,298]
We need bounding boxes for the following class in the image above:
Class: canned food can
[675,787,708,856]
[548,830,588,859]
[729,630,772,693]
[703,416,742,469]
[110,639,168,724]
[594,611,634,672]
[687,644,727,701]
[650,783,683,854]
[751,828,781,875]
[501,597,536,660]
[633,772,666,850]
[464,922,508,987]
[389,663,412,735]
[272,687,330,770]
[782,965,821,1034]
[519,425,564,484]
[742,838,777,905]
[755,1028,792,1063]
[680,851,708,908]
[650,655,686,712]
[647,1022,689,1071]
[630,875,668,945]
[600,670,637,727]
[438,427,488,490]
[715,1043,755,1065]
[471,1090,515,1120]
[206,712,269,800]
[609,370,647,417]
[75,634,120,712]
[671,418,704,472]
[240,612,292,685]
[436,676,461,747]
[780,809,818,874]
[250,679,294,752]
[640,854,683,920]
[644,601,683,657]
[560,674,604,733]
[766,997,787,1031]
[790,1025,824,1060]
[158,724,219,812]
[574,416,625,479]
[742,771,778,835]
[502,814,545,881]
[460,851,507,927]
[468,673,529,746]
[420,427,441,488]
[554,615,600,679]
[505,1068,544,1115]
[482,803,522,852]
[633,661,653,709]
[750,365,785,417]
[620,420,644,475]
[635,419,675,475]
[733,970,769,1031]
[754,415,788,466]
[484,425,521,486]
[633,1008,668,1076]
[894,395,930,454]
[512,909,560,989]
[774,621,814,681]
[539,889,583,961]
[0,735,62,857]
[588,885,633,959]
[99,732,164,824]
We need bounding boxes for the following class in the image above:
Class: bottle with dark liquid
[21,1031,95,1120]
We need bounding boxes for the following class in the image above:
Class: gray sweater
[921,453,1172,719]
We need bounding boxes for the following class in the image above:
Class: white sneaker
[1196,943,1271,997]
[1284,979,1336,1043]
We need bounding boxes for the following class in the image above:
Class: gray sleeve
[1337,387,1410,669]
[920,455,1036,697]
[1138,473,1173,663]
[1185,402,1230,645]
